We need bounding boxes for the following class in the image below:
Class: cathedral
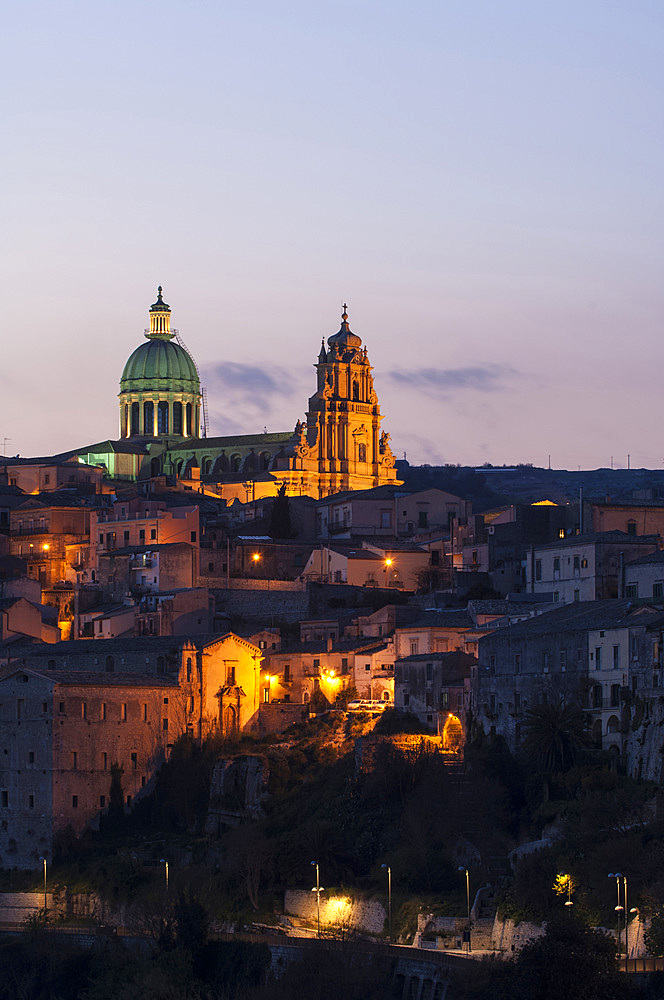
[73,288,399,499]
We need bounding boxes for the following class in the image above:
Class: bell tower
[296,306,397,496]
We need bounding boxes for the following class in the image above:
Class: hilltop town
[2,293,664,997]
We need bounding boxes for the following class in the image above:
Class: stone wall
[258,702,307,735]
[284,889,386,935]
[211,586,310,623]
[0,892,62,923]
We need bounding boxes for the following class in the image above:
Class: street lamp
[310,861,324,937]
[458,866,471,953]
[381,864,392,942]
[384,558,393,589]
[160,858,169,892]
[608,872,626,968]
[39,856,47,919]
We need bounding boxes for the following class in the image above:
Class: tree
[521,702,588,773]
[269,484,293,538]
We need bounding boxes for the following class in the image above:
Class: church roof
[120,338,200,391]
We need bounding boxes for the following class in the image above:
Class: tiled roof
[477,599,664,640]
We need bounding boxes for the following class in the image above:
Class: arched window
[131,402,140,435]
[105,656,114,673]
[186,403,192,436]
[231,454,241,472]
[352,380,359,401]
[158,401,169,434]
[172,401,183,435]
[203,457,212,476]
[48,659,56,670]
[260,452,271,471]
[186,657,192,682]
[143,400,154,436]
[123,404,128,436]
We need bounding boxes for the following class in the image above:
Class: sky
[1,1,663,471]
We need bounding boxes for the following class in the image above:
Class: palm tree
[522,702,588,773]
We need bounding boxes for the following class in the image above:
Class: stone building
[394,650,474,745]
[524,531,660,604]
[473,599,663,758]
[0,632,263,867]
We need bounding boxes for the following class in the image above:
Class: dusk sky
[1,1,663,470]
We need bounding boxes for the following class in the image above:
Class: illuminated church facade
[74,289,399,499]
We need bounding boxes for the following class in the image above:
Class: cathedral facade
[74,290,399,499]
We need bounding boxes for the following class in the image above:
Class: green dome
[120,339,200,393]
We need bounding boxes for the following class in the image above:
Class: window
[341,657,348,670]
[102,752,108,770]
[186,657,192,682]
[514,692,521,712]
[72,795,78,808]
[535,559,542,582]
[613,645,620,669]
[573,555,580,576]
[191,531,197,542]
[105,656,114,673]
[28,751,34,764]
[489,655,496,676]
[101,702,106,720]
[284,664,291,682]
[124,530,130,543]
[654,582,664,599]
[592,685,602,709]
[139,528,145,542]
[1,792,7,807]
[100,795,106,808]
[560,650,567,671]
[72,751,77,770]
[263,688,270,703]
[514,653,521,675]
[654,642,660,664]
[226,665,235,685]
[594,646,602,670]
[542,651,549,673]
[131,752,137,769]
[418,511,428,529]
[410,640,419,656]
[573,590,580,602]
[162,718,168,731]
[143,704,148,722]
[631,636,639,660]
[121,703,127,722]
[426,662,433,681]
[553,557,561,579]
[59,701,65,714]
[403,693,410,706]
[625,584,638,599]
[610,684,621,707]
[150,528,157,540]
[627,521,637,536]
[29,795,34,809]
[313,658,320,669]
[81,701,87,720]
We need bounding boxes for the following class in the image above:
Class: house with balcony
[10,500,91,589]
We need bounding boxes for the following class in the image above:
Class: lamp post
[381,864,392,942]
[608,872,625,966]
[629,907,639,972]
[160,858,169,892]
[310,861,323,937]
[39,856,47,919]
[384,558,393,589]
[458,867,471,953]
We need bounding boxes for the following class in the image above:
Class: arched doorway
[442,713,464,753]
[223,704,238,739]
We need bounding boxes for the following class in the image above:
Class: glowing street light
[384,557,394,589]
[39,856,47,919]
[310,860,324,937]
[160,858,169,892]
[381,864,392,942]
[609,872,627,969]
[458,867,471,953]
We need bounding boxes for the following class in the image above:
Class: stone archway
[223,704,238,739]
[442,713,464,753]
